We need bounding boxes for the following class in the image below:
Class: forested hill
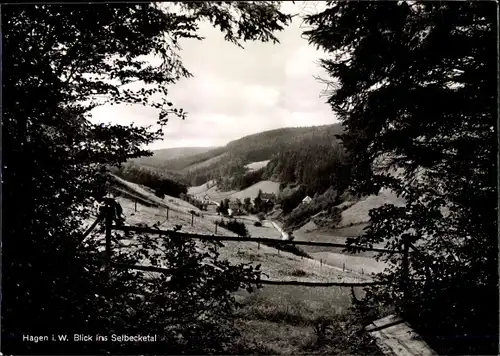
[132,123,344,187]
[224,124,343,163]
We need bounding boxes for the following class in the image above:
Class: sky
[90,1,337,150]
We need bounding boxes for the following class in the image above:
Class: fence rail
[83,201,413,289]
[113,225,398,254]
[109,262,387,287]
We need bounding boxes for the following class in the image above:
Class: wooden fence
[84,201,421,289]
[83,199,437,355]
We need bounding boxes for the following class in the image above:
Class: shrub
[257,212,266,221]
[290,269,308,277]
[216,219,249,237]
[254,221,263,227]
[284,187,340,230]
[155,188,165,199]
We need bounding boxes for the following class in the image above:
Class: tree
[253,195,263,212]
[304,2,497,355]
[3,3,291,354]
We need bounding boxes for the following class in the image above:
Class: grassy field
[188,183,236,202]
[189,179,280,202]
[244,160,270,171]
[229,180,280,200]
[336,188,405,228]
[233,284,366,355]
[181,152,229,173]
[82,181,383,355]
[112,174,203,215]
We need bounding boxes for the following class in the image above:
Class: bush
[257,212,266,221]
[254,221,263,227]
[155,188,165,199]
[284,187,340,230]
[216,219,249,237]
[279,184,306,215]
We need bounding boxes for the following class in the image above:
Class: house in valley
[260,192,276,202]
[302,195,312,204]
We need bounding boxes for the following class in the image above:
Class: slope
[229,180,280,200]
[132,146,217,169]
[83,174,383,354]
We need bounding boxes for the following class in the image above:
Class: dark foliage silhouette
[305,2,497,354]
[2,2,291,354]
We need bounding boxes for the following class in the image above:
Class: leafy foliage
[3,2,291,354]
[305,2,497,355]
[102,226,262,355]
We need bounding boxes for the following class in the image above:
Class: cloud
[89,1,337,149]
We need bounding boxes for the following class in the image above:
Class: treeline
[266,139,351,197]
[179,193,208,211]
[112,163,188,198]
[132,124,344,188]
[258,140,353,229]
[215,219,249,237]
[214,128,348,192]
[282,187,343,230]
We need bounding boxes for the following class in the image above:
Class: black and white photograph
[2,1,498,355]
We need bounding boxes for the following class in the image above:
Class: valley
[98,124,410,354]
[85,172,384,355]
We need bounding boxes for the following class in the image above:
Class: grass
[88,180,384,355]
[234,285,381,355]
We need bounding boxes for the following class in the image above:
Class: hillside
[86,174,380,355]
[132,123,344,189]
[132,146,218,169]
[244,160,270,172]
[128,123,364,242]
[229,180,280,200]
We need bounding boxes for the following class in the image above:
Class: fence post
[258,241,260,249]
[402,235,410,303]
[191,212,194,226]
[166,207,169,220]
[104,201,114,274]
[215,221,218,234]
[134,199,137,212]
[343,262,345,271]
